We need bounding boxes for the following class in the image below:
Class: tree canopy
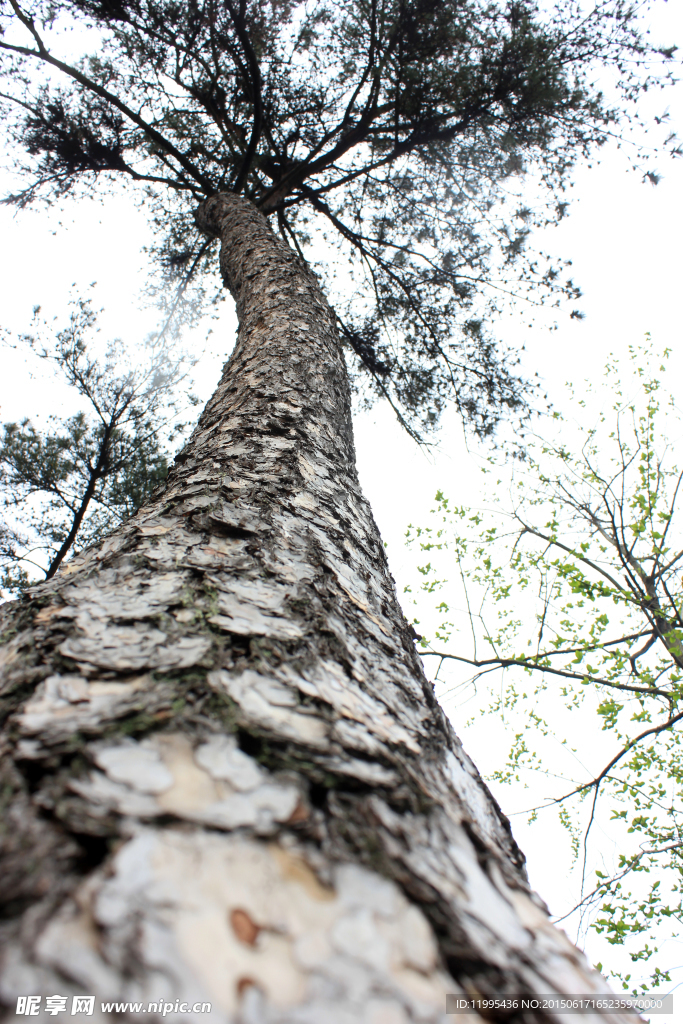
[0,0,676,438]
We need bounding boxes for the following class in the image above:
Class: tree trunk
[0,194,631,1024]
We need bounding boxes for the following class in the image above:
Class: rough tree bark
[0,195,633,1024]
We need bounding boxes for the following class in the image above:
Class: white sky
[1,0,682,1011]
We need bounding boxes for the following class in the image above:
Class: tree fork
[0,194,630,1022]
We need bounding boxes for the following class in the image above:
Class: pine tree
[1,297,192,594]
[0,0,675,1017]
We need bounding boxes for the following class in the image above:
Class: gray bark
[0,194,632,1023]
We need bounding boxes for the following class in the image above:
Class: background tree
[0,0,677,439]
[1,296,195,594]
[406,342,683,993]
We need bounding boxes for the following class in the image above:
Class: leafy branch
[405,340,683,989]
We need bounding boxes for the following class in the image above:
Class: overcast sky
[1,0,682,1009]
